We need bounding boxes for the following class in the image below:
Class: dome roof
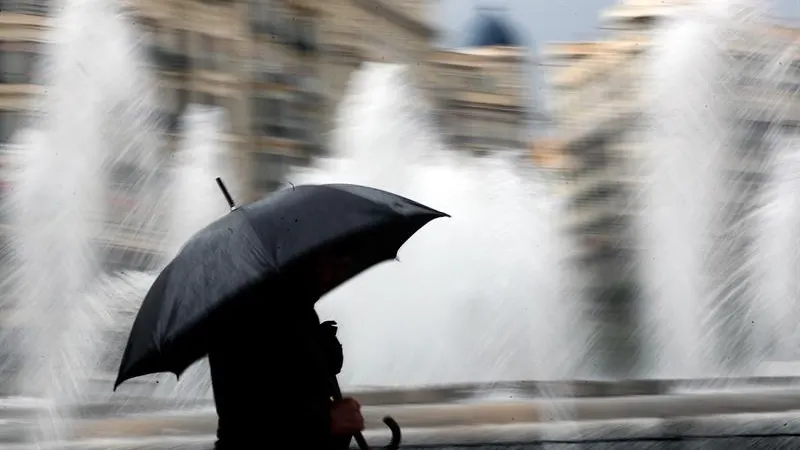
[464,13,521,47]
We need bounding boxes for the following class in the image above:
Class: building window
[215,39,234,71]
[197,92,218,106]
[136,18,158,41]
[252,152,289,192]
[251,96,283,136]
[476,73,495,92]
[0,110,19,145]
[221,96,237,122]
[159,84,179,113]
[781,121,800,135]
[158,29,182,54]
[251,0,272,24]
[175,88,189,112]
[300,16,316,47]
[266,98,282,123]
[0,42,37,85]
[200,35,214,70]
[7,0,48,15]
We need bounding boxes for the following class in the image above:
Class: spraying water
[0,0,165,442]
[4,2,800,447]
[62,107,242,406]
[752,25,800,366]
[636,0,794,378]
[161,105,241,259]
[754,139,800,363]
[296,63,590,388]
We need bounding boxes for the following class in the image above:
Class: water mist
[637,0,794,378]
[0,0,164,442]
[296,63,589,389]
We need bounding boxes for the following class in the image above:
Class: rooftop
[462,10,523,48]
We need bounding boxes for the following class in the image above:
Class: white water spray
[297,63,589,388]
[0,0,164,442]
[637,0,796,377]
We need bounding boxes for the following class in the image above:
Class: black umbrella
[114,180,447,447]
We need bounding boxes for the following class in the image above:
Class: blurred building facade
[430,12,532,154]
[317,0,435,118]
[430,45,529,154]
[247,0,323,196]
[542,35,646,296]
[541,30,648,375]
[0,1,535,273]
[542,0,800,314]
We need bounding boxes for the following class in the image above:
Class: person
[208,251,364,449]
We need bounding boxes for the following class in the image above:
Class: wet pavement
[3,385,800,448]
[3,417,800,449]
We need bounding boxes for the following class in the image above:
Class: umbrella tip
[215,177,237,211]
[433,209,451,219]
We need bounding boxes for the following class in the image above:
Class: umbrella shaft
[353,432,369,450]
[329,377,369,450]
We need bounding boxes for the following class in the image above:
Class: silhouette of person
[208,251,363,449]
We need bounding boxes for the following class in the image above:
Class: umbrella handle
[381,416,402,450]
[352,416,401,450]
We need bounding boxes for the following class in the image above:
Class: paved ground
[5,386,800,448]
[5,418,800,449]
[59,388,800,438]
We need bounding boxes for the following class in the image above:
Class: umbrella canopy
[115,183,448,388]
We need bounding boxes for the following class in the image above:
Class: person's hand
[330,398,364,436]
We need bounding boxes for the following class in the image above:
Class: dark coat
[208,282,348,450]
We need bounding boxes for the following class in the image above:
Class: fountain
[2,0,800,447]
[64,105,240,407]
[160,105,241,260]
[295,62,591,388]
[636,0,799,378]
[0,52,589,442]
[753,138,800,373]
[0,0,169,443]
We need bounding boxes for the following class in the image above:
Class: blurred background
[1,0,800,445]
[0,0,799,355]
[0,0,797,362]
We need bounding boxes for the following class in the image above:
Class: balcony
[254,72,292,86]
[321,43,362,66]
[254,124,288,138]
[0,71,33,85]
[564,196,631,234]
[295,90,322,105]
[563,166,629,199]
[0,1,48,15]
[149,46,190,72]
[304,142,325,157]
